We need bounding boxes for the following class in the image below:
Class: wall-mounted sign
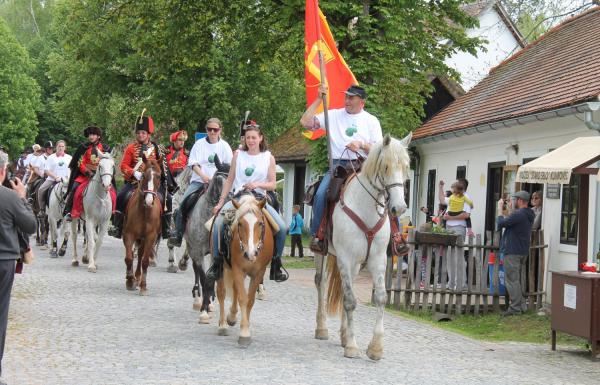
[546,184,561,199]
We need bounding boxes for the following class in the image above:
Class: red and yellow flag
[303,0,358,140]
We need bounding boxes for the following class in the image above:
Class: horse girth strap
[339,178,388,259]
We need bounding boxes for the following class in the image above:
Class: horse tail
[326,254,343,316]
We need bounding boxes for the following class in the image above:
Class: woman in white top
[169,118,233,247]
[212,122,288,282]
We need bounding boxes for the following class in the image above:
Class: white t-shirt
[316,108,383,160]
[44,153,72,181]
[233,150,271,196]
[30,154,46,176]
[444,192,472,228]
[187,138,233,183]
[24,153,33,167]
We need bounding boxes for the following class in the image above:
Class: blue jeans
[174,181,206,237]
[310,159,350,235]
[212,200,287,259]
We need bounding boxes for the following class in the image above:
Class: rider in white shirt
[37,141,72,214]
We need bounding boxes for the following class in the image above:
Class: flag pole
[314,1,334,172]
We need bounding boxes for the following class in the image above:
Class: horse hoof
[71,260,79,267]
[139,288,148,296]
[366,344,383,361]
[238,336,252,347]
[82,257,89,264]
[88,266,97,273]
[344,346,361,359]
[192,302,202,311]
[167,265,178,273]
[315,329,329,340]
[217,327,228,336]
[149,260,157,267]
[198,311,211,324]
[126,280,136,291]
[208,303,215,312]
[227,317,237,327]
[178,259,188,271]
[58,248,67,257]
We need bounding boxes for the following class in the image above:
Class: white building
[410,7,600,298]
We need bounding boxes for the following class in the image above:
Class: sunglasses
[207,127,221,133]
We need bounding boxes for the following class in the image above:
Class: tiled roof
[270,125,311,163]
[414,7,600,141]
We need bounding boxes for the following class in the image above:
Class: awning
[516,136,600,184]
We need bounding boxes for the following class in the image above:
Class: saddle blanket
[72,179,116,219]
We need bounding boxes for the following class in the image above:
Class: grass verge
[282,256,315,269]
[386,306,588,347]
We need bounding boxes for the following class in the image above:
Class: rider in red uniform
[63,126,111,220]
[109,111,177,239]
[166,130,188,178]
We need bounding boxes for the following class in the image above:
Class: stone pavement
[4,236,600,385]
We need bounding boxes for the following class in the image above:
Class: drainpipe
[410,148,421,227]
[586,96,600,260]
[584,95,600,131]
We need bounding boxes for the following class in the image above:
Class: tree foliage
[0,18,40,158]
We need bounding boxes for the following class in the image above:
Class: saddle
[43,181,59,209]
[180,184,208,223]
[28,178,44,206]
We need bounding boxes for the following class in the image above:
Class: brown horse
[122,157,163,295]
[215,194,274,346]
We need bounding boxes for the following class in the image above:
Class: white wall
[445,7,521,91]
[413,111,600,301]
[279,162,316,233]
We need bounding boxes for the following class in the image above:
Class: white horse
[314,133,411,361]
[165,167,192,273]
[71,151,115,272]
[47,179,71,258]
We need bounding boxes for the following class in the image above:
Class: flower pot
[415,231,458,246]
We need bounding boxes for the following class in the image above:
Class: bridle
[236,210,266,258]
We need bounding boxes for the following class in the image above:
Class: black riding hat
[84,125,103,137]
[44,141,54,149]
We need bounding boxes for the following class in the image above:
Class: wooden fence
[384,229,547,315]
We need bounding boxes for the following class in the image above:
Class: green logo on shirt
[244,165,256,176]
[345,126,357,137]
[208,153,215,163]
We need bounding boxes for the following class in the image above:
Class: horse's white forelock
[233,195,261,227]
[361,136,410,180]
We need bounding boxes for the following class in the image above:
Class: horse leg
[216,276,228,336]
[227,272,239,327]
[92,222,108,271]
[339,263,360,358]
[49,218,58,257]
[192,259,202,311]
[366,259,386,361]
[177,246,189,271]
[124,234,136,290]
[234,269,252,346]
[314,253,329,340]
[71,220,79,266]
[198,263,213,324]
[135,242,143,284]
[167,243,178,273]
[58,220,69,257]
[139,237,153,296]
[86,221,97,272]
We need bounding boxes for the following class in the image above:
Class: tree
[0,18,41,158]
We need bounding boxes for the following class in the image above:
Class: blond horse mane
[360,135,410,182]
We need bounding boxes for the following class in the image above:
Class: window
[560,174,580,245]
[426,169,436,217]
[456,165,466,180]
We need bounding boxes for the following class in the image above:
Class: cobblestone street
[4,236,600,385]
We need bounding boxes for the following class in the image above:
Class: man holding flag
[300,0,383,253]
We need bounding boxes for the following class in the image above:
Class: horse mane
[360,136,410,181]
[232,195,262,228]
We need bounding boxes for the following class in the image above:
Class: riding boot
[63,191,75,221]
[269,256,288,282]
[167,210,183,248]
[161,212,174,240]
[108,211,123,239]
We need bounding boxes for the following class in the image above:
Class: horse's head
[142,158,161,207]
[96,150,115,191]
[231,195,267,261]
[361,132,412,217]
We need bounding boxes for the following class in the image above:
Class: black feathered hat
[135,108,154,134]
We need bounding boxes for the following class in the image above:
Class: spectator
[458,178,475,237]
[289,204,304,258]
[530,190,543,230]
[497,191,534,316]
[0,151,37,383]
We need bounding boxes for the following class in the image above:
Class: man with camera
[0,151,36,383]
[497,191,534,316]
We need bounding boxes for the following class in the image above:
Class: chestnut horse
[122,157,163,295]
[215,194,273,346]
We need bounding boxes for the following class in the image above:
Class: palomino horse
[47,179,71,257]
[73,151,115,272]
[215,194,273,346]
[123,157,163,295]
[184,161,229,323]
[315,133,411,360]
